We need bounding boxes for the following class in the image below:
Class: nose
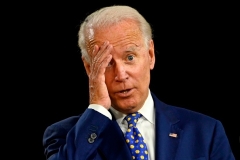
[114,63,128,81]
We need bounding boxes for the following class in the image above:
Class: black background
[9,1,239,159]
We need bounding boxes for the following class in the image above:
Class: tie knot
[125,112,142,127]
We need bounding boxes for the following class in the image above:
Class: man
[43,5,235,160]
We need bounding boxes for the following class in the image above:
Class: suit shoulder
[152,92,217,121]
[170,105,223,130]
[174,105,215,120]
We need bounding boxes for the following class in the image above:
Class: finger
[95,53,112,76]
[92,41,110,64]
[92,44,112,79]
[91,45,99,64]
[91,42,112,75]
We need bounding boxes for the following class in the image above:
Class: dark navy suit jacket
[43,92,235,160]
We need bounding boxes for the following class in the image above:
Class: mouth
[116,88,133,97]
[119,89,131,93]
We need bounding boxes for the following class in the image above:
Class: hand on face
[88,41,113,109]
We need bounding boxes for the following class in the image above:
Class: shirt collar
[110,89,155,125]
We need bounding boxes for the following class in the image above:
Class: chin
[113,100,140,113]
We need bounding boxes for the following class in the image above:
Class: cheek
[136,62,151,83]
[137,58,151,74]
[139,67,150,80]
[130,64,150,84]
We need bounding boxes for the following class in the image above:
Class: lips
[116,88,133,97]
[120,89,131,93]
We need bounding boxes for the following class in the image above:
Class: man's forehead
[86,22,143,54]
[95,39,140,47]
[87,20,141,39]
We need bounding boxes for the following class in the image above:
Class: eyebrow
[125,45,139,53]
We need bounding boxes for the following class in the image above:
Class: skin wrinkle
[86,20,141,60]
[90,34,141,69]
[83,19,155,114]
[90,42,112,79]
[86,26,96,59]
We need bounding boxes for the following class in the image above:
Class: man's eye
[127,55,134,61]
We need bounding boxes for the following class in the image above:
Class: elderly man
[43,5,235,160]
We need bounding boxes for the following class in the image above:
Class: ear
[82,56,91,76]
[148,40,155,70]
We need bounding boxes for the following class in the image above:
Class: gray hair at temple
[78,5,153,63]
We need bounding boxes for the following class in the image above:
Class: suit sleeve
[43,109,112,160]
[210,120,236,160]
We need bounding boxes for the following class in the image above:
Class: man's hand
[88,41,113,109]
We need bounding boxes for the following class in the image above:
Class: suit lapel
[152,93,182,160]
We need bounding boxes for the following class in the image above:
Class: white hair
[78,5,153,63]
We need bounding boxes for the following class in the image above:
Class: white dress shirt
[88,89,155,160]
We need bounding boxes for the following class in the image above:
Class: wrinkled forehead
[85,20,144,54]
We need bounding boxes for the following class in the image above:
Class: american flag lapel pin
[169,133,178,138]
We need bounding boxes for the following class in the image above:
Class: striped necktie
[124,112,148,160]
